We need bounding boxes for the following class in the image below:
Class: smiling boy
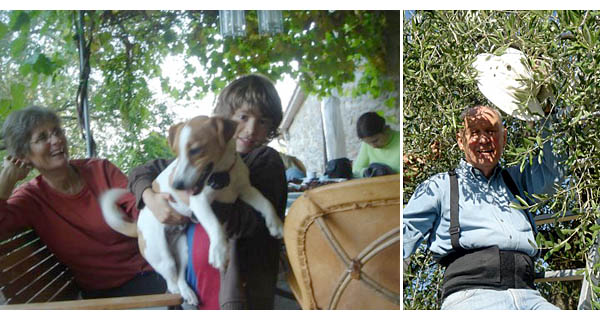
[127,74,286,309]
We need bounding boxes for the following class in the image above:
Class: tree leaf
[32,53,55,75]
[0,22,8,39]
[10,83,26,109]
[10,11,30,31]
[10,35,27,58]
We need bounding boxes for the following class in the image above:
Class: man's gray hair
[2,106,61,158]
[459,105,504,124]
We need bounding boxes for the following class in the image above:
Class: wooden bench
[0,228,182,309]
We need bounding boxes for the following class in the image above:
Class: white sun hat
[472,47,545,121]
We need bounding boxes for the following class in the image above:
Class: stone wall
[284,81,399,175]
[285,95,326,173]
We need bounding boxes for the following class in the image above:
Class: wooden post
[320,96,347,163]
[76,10,95,158]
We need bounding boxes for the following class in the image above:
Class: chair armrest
[0,293,183,310]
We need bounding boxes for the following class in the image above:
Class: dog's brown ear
[212,117,238,147]
[167,122,184,153]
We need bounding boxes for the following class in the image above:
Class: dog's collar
[226,155,237,173]
[207,156,237,190]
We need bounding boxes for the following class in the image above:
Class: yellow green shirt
[352,128,400,178]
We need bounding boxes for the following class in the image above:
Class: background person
[279,152,307,181]
[352,111,400,178]
[0,106,166,299]
[128,74,287,309]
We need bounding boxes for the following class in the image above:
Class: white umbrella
[472,48,546,121]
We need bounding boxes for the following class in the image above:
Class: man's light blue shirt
[403,138,564,260]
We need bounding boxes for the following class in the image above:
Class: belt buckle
[449,226,460,235]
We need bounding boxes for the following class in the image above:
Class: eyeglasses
[30,127,64,145]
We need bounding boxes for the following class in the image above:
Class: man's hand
[142,188,189,225]
[0,156,32,200]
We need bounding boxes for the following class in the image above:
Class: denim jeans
[81,271,167,300]
[286,167,305,181]
[441,288,559,310]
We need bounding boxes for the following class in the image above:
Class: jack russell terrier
[99,115,284,305]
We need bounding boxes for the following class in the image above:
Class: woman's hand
[3,156,31,181]
[142,188,189,225]
[0,156,32,200]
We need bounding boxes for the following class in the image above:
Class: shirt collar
[457,159,503,180]
[381,128,395,148]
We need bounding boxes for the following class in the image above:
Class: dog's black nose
[173,180,186,190]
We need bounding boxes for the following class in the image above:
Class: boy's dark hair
[213,74,283,141]
[356,112,386,139]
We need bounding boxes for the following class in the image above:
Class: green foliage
[0,10,398,173]
[181,10,398,100]
[403,250,444,310]
[404,10,600,310]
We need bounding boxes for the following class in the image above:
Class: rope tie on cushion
[305,194,400,309]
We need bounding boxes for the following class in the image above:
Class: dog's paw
[179,284,199,306]
[208,240,229,272]
[266,217,284,239]
[166,282,180,295]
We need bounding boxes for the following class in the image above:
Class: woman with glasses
[0,106,166,300]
